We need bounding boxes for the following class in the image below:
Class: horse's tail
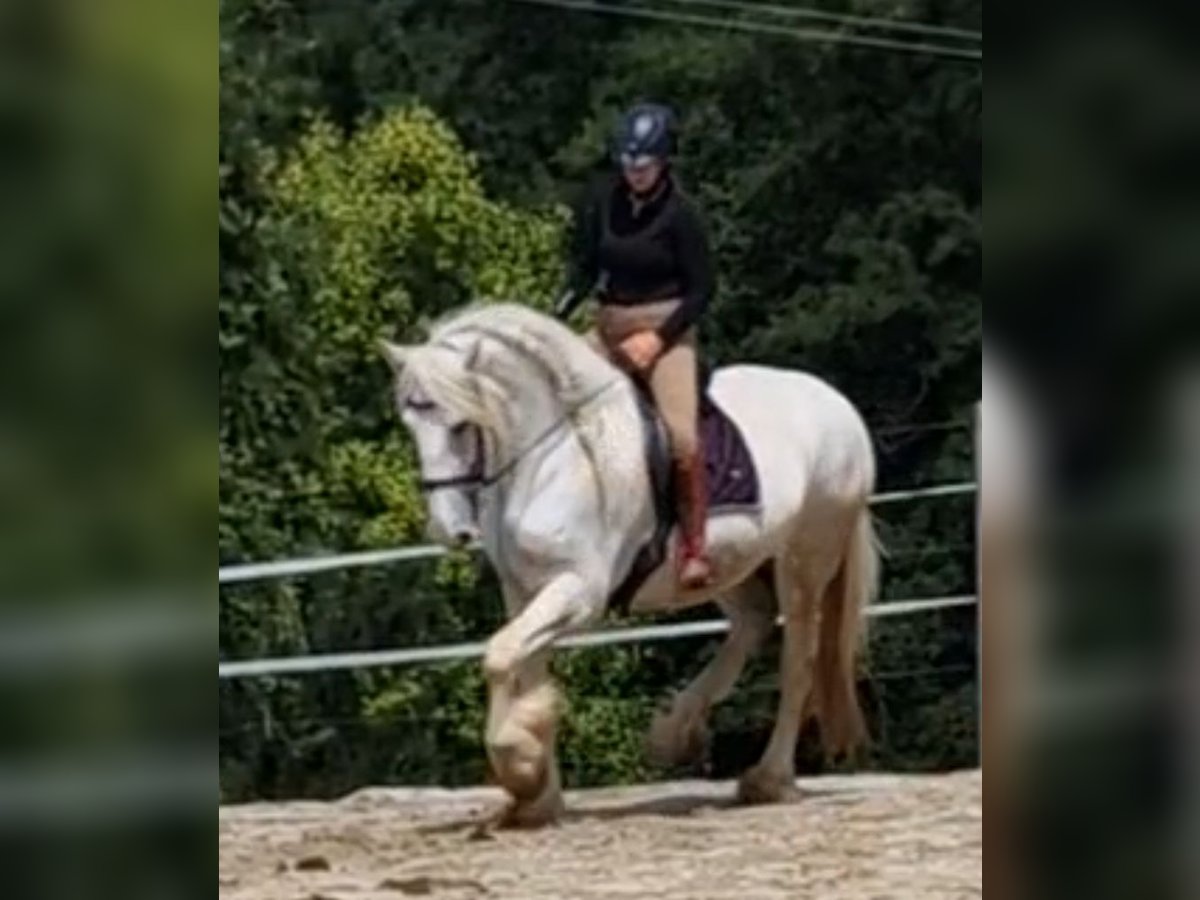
[811,504,880,759]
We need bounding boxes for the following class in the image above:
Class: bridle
[405,399,487,493]
[411,378,622,495]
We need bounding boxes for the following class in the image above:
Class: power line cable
[655,0,981,42]
[503,0,983,62]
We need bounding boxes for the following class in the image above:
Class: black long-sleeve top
[562,174,715,347]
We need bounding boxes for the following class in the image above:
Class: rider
[555,102,715,589]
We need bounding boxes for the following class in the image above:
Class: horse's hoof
[736,767,801,805]
[493,791,564,830]
[488,743,548,802]
[646,710,708,768]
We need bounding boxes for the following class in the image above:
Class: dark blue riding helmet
[611,103,676,168]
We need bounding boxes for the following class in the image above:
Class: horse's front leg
[483,571,602,825]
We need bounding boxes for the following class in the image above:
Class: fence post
[975,399,983,768]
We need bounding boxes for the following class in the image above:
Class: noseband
[405,400,488,493]
[417,429,490,493]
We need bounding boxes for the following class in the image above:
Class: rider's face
[622,158,665,194]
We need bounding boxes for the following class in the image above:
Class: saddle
[607,367,762,614]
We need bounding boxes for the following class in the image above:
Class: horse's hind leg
[737,547,824,804]
[647,568,776,768]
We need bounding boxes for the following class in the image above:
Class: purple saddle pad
[700,396,761,511]
[607,389,761,614]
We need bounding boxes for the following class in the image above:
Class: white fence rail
[218,481,977,586]
[218,476,979,682]
[219,544,451,586]
[218,595,976,680]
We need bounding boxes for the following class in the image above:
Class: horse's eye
[449,422,469,437]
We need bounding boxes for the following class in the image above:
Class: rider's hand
[619,330,664,372]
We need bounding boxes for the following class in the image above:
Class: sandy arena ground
[220,769,981,900]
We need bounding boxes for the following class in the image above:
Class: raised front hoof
[488,743,549,804]
[646,710,709,769]
[486,682,561,800]
[736,767,801,806]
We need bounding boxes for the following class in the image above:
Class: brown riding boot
[675,452,714,589]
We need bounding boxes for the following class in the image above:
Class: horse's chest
[483,517,573,598]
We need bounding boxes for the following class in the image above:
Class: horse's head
[382,302,626,549]
[380,337,485,547]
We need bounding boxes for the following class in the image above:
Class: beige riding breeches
[585,299,699,461]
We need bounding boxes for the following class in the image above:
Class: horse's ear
[378,339,408,371]
[464,337,484,371]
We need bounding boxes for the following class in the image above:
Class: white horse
[382,302,880,826]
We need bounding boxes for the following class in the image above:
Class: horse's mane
[397,302,623,445]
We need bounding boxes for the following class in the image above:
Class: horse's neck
[588,379,657,535]
[492,376,652,562]
[498,379,561,461]
[471,323,653,580]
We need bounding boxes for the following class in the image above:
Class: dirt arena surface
[220,769,981,900]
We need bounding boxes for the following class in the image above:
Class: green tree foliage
[220,0,982,800]
[220,105,563,798]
